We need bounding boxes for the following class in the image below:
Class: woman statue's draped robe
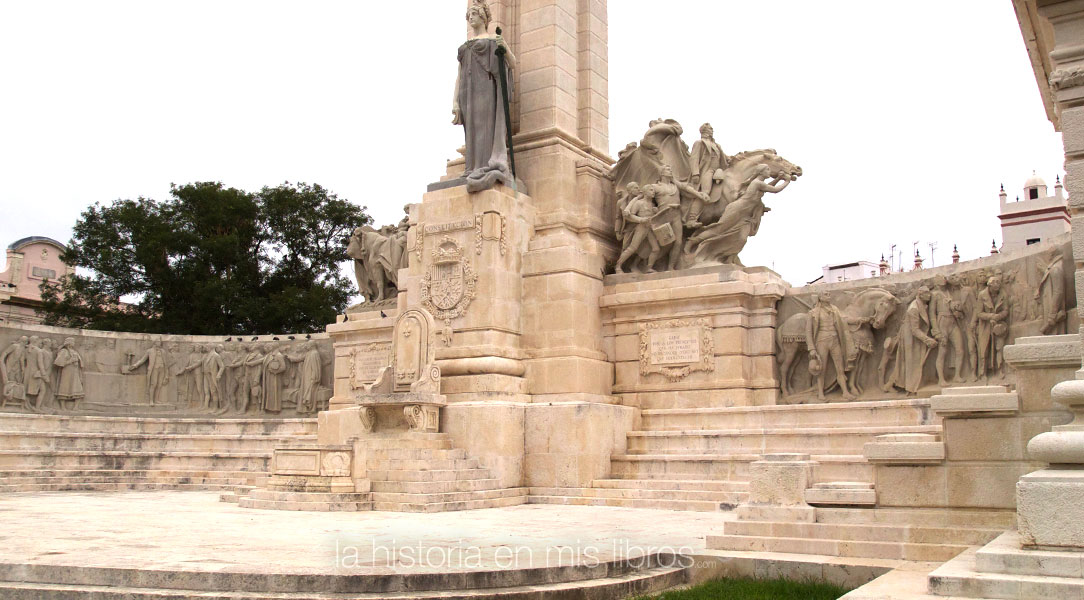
[458,37,513,192]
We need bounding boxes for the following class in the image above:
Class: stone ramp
[0,413,316,493]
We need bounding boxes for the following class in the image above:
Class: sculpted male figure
[24,337,48,412]
[127,341,170,405]
[953,273,980,381]
[614,181,642,243]
[654,165,708,271]
[888,286,938,393]
[1036,249,1067,335]
[686,123,728,227]
[201,345,225,411]
[977,275,1010,377]
[930,275,965,386]
[0,336,29,406]
[287,341,323,414]
[614,184,662,274]
[242,344,266,413]
[806,293,854,401]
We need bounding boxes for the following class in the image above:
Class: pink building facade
[0,237,70,325]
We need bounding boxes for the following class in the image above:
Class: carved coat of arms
[420,237,476,322]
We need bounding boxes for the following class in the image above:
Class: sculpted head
[62,337,75,349]
[988,276,1002,293]
[700,123,714,138]
[756,164,772,180]
[641,184,657,199]
[626,182,641,196]
[466,0,491,30]
[932,274,947,289]
[29,336,40,348]
[18,336,28,345]
[660,165,673,180]
[916,286,931,303]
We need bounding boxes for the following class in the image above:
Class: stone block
[874,464,947,507]
[864,433,945,464]
[1018,468,1084,548]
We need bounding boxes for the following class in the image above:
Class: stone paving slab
[0,491,733,576]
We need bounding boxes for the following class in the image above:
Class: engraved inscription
[349,343,391,388]
[649,327,701,365]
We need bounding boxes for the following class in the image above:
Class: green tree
[40,181,369,335]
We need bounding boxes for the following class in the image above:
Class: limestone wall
[777,234,1075,403]
[0,323,333,418]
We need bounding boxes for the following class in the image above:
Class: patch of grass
[634,576,851,600]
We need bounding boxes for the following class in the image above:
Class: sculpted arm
[452,68,463,125]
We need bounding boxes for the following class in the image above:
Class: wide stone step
[365,468,493,482]
[805,481,876,506]
[0,413,317,435]
[365,447,467,460]
[723,520,1003,545]
[928,546,1084,599]
[0,564,687,599]
[0,431,314,452]
[609,453,873,483]
[814,507,1017,529]
[0,450,270,471]
[706,532,970,561]
[371,493,527,513]
[239,497,372,512]
[354,435,454,450]
[625,425,941,454]
[639,398,935,429]
[0,480,259,493]
[529,486,746,505]
[527,494,728,512]
[591,478,749,492]
[366,458,481,471]
[370,487,527,506]
[371,478,504,493]
[247,489,370,503]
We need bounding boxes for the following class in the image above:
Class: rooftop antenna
[928,242,938,267]
[889,244,897,273]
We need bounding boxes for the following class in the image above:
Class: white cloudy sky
[0,1,1064,286]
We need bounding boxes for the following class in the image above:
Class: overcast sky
[0,1,1064,286]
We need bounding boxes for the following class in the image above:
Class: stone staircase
[0,412,315,493]
[708,506,1015,562]
[530,399,937,512]
[237,432,528,512]
[0,553,690,600]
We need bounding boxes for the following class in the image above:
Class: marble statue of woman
[452,0,516,193]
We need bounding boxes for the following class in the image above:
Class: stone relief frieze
[0,327,333,418]
[777,238,1075,403]
[638,318,714,381]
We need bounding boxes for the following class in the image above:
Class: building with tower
[999,171,1070,252]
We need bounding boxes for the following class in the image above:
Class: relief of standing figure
[976,275,1010,378]
[54,338,86,411]
[885,286,938,394]
[930,275,965,387]
[1036,248,1067,335]
[805,294,855,401]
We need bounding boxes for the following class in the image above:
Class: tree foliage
[40,181,369,335]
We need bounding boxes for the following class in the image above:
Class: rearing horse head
[728,149,803,182]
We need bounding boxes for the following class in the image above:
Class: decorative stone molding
[320,451,351,477]
[475,211,507,256]
[1050,65,1084,91]
[638,317,714,381]
[420,237,477,323]
[863,433,945,465]
[1004,334,1083,370]
[412,218,475,261]
[404,404,440,432]
[930,385,1020,418]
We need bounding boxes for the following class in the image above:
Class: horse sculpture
[776,288,900,399]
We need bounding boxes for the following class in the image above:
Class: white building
[999,172,1070,252]
[809,260,880,285]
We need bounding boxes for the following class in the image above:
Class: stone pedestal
[1017,377,1084,548]
[734,453,816,522]
[402,184,534,404]
[601,266,787,409]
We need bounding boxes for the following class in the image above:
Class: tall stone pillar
[446,1,616,402]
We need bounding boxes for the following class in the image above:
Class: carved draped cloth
[458,38,513,190]
[54,348,85,400]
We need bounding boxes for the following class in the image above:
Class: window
[1027,238,1040,245]
[1030,189,1039,200]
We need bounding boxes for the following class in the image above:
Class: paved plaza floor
[0,491,734,576]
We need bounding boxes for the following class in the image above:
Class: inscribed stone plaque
[639,318,714,381]
[349,343,391,389]
[649,327,701,365]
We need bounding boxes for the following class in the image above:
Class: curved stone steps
[624,425,942,455]
[639,398,936,430]
[0,554,687,597]
[0,413,317,435]
[0,431,315,452]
